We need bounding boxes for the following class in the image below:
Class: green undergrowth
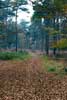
[42,55,67,76]
[0,51,31,60]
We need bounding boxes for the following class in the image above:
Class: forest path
[0,53,67,99]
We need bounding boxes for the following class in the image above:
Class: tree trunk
[44,19,50,55]
[15,9,18,52]
[53,17,56,55]
[45,33,49,55]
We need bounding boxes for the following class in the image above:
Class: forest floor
[0,53,67,100]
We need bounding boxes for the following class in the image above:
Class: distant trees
[31,0,67,55]
[0,0,28,51]
[0,0,67,54]
[29,18,43,51]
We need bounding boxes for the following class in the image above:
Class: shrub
[0,51,30,60]
[47,66,56,72]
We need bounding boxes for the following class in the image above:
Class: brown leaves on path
[0,56,67,100]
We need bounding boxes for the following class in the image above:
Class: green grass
[0,51,31,60]
[42,55,65,75]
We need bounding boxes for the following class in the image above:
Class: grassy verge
[0,51,31,60]
[42,55,67,75]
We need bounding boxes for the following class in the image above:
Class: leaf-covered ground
[0,56,67,100]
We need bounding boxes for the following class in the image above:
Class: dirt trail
[0,55,67,100]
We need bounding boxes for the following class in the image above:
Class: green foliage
[42,55,64,74]
[0,51,31,60]
[52,39,67,49]
[43,27,61,35]
[47,66,56,72]
[54,0,64,12]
